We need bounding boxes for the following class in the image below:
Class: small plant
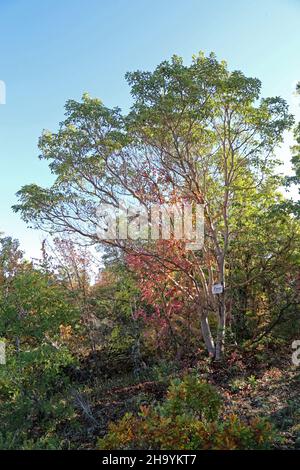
[247,375,258,388]
[159,374,222,421]
[229,377,246,393]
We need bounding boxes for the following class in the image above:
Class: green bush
[159,374,222,421]
[0,346,77,449]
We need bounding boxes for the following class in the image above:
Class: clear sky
[0,0,299,259]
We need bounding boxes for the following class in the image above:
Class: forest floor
[211,358,300,449]
[61,347,300,449]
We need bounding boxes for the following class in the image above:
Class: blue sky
[0,0,299,259]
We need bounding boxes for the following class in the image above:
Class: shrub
[160,374,222,421]
[98,375,275,450]
[0,346,77,449]
[98,409,275,450]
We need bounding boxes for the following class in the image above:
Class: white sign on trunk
[212,283,223,295]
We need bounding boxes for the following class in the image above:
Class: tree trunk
[200,313,215,357]
[215,253,226,360]
[215,293,226,360]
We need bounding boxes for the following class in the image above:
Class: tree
[285,82,300,217]
[0,236,24,281]
[0,238,79,352]
[14,53,294,359]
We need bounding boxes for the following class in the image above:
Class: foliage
[98,375,275,450]
[13,52,296,359]
[284,82,300,217]
[0,237,80,449]
[159,374,222,421]
[0,345,77,449]
[0,54,299,450]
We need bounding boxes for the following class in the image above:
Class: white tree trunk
[200,313,215,357]
[215,254,226,360]
[215,295,226,361]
